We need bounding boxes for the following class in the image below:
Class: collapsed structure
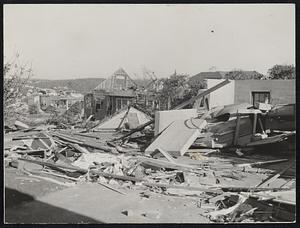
[4,74,296,223]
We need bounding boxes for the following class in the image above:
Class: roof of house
[189,71,228,81]
[107,90,136,97]
[94,68,137,91]
[189,70,264,82]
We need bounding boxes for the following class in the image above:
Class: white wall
[207,79,235,108]
[154,109,198,136]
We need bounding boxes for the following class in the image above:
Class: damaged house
[147,79,295,157]
[84,68,138,121]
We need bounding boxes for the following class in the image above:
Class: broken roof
[94,68,137,92]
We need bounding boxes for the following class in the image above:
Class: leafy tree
[157,74,188,109]
[4,53,33,121]
[157,73,206,109]
[225,70,264,80]
[267,64,295,79]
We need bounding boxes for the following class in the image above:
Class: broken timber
[172,79,230,110]
[18,158,88,173]
[142,182,223,194]
[52,132,111,152]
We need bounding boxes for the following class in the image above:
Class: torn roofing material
[93,106,152,131]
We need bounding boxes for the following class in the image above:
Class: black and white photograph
[4,3,296,223]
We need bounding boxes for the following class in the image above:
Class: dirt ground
[5,168,211,223]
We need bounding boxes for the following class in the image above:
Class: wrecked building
[84,68,138,120]
[194,79,295,110]
[84,89,136,121]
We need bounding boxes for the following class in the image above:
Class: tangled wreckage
[4,80,295,223]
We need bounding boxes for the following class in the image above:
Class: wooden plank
[258,117,266,134]
[142,182,223,194]
[12,137,50,140]
[18,157,88,173]
[53,132,111,152]
[98,182,127,195]
[12,149,47,154]
[112,119,154,141]
[252,113,258,135]
[71,144,90,154]
[51,133,83,144]
[150,148,177,164]
[22,170,76,187]
[236,159,289,168]
[233,113,241,145]
[245,133,289,147]
[256,163,294,188]
[73,132,100,139]
[117,105,131,130]
[140,157,200,171]
[173,79,230,110]
[92,171,144,182]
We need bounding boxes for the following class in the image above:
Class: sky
[4,4,295,80]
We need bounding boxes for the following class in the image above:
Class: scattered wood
[41,170,80,181]
[98,182,127,195]
[12,149,47,154]
[14,120,30,130]
[256,163,294,188]
[84,115,94,128]
[71,144,91,154]
[236,159,289,168]
[22,169,76,187]
[92,170,144,182]
[207,194,248,221]
[57,147,68,154]
[12,136,50,140]
[73,132,100,139]
[51,132,84,144]
[18,157,88,173]
[150,148,177,164]
[173,79,230,110]
[140,157,201,172]
[142,182,223,194]
[52,132,112,152]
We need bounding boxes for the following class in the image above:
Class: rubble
[4,78,295,223]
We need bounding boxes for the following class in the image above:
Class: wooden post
[258,117,266,134]
[233,112,241,146]
[253,113,258,135]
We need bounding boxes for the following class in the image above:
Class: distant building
[194,79,295,110]
[40,95,83,112]
[84,68,137,120]
[188,71,263,85]
[189,71,228,85]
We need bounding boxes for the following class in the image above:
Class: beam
[173,79,230,110]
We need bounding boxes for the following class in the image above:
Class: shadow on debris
[5,187,103,224]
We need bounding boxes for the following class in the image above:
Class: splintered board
[145,118,207,156]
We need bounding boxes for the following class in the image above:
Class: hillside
[30,78,106,93]
[29,77,154,93]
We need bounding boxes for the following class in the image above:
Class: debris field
[4,102,295,223]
